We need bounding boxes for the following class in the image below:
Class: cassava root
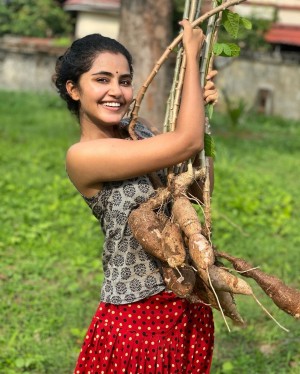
[128,181,299,329]
[216,251,300,319]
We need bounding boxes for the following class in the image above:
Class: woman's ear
[66,80,80,101]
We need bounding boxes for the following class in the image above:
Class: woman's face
[71,51,133,127]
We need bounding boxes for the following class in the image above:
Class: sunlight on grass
[0,91,299,373]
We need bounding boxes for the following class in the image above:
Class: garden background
[0,0,300,373]
[0,91,299,373]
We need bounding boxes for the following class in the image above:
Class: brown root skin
[194,276,245,325]
[171,169,206,197]
[216,290,245,326]
[162,264,196,298]
[189,233,215,270]
[128,206,166,262]
[143,187,171,210]
[217,251,300,319]
[208,265,253,295]
[172,197,202,237]
[162,221,186,268]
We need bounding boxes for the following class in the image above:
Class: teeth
[103,102,121,107]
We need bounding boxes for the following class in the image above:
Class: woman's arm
[140,69,218,201]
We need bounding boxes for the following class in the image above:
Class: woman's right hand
[179,19,205,60]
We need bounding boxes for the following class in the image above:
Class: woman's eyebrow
[91,71,131,78]
[91,71,113,76]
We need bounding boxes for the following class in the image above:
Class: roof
[64,0,120,13]
[264,25,300,47]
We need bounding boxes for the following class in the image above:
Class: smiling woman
[65,52,133,136]
[52,23,218,374]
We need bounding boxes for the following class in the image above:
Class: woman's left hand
[203,70,218,105]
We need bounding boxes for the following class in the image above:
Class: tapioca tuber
[217,251,300,319]
[189,233,215,270]
[162,264,196,298]
[215,290,245,326]
[162,220,186,268]
[208,265,253,295]
[172,196,215,270]
[128,206,166,262]
[193,276,245,325]
[172,197,202,237]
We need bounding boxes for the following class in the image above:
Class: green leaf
[222,10,240,38]
[204,133,216,159]
[226,43,241,57]
[207,103,214,120]
[213,42,240,57]
[240,17,252,30]
[223,43,232,56]
[213,42,224,56]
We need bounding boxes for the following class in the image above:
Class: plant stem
[128,0,248,138]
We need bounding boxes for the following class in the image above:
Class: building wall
[236,0,300,25]
[0,38,299,121]
[0,38,64,93]
[216,56,300,120]
[278,9,300,25]
[75,12,119,39]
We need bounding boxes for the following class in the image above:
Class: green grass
[0,91,299,373]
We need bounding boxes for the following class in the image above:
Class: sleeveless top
[82,119,166,305]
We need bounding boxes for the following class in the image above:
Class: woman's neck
[79,120,120,142]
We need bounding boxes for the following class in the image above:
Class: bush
[0,0,73,37]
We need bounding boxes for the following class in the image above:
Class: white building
[63,0,120,39]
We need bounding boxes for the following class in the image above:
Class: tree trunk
[118,0,173,130]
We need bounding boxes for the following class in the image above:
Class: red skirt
[74,291,214,374]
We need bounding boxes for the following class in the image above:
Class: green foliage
[209,112,300,373]
[218,14,273,53]
[0,91,102,373]
[222,9,252,38]
[212,9,252,58]
[222,9,241,38]
[174,1,272,55]
[204,133,216,159]
[213,42,240,57]
[0,0,73,37]
[222,89,248,128]
[0,91,299,373]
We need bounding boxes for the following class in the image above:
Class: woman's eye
[120,80,132,86]
[97,78,109,83]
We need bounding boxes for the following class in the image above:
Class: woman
[53,20,218,374]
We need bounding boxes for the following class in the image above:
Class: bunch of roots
[128,170,300,331]
[127,0,300,331]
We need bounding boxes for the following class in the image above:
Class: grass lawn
[0,91,299,373]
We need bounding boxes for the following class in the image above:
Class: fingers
[204,91,218,105]
[178,19,193,36]
[204,80,215,91]
[179,20,205,58]
[206,69,218,81]
[204,69,218,104]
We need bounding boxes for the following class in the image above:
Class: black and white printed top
[82,119,166,305]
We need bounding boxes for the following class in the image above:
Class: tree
[0,0,73,38]
[118,0,173,130]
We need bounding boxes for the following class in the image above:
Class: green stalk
[183,0,191,19]
[200,1,225,238]
[163,1,192,133]
[128,0,247,139]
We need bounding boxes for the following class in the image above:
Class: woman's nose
[108,81,122,97]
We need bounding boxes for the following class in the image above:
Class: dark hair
[52,34,133,119]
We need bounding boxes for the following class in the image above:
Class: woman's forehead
[90,52,131,74]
